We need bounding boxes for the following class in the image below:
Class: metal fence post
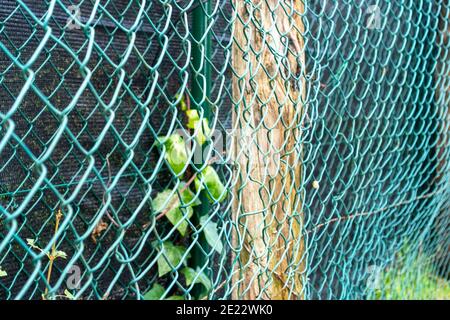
[190,0,212,298]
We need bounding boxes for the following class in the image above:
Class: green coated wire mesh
[0,0,449,300]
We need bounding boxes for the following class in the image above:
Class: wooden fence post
[231,0,307,300]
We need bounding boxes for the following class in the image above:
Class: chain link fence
[0,0,449,300]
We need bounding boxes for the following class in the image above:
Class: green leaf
[166,134,189,175]
[152,185,200,236]
[195,166,226,203]
[143,283,185,300]
[166,295,184,300]
[152,189,175,213]
[156,241,189,277]
[197,119,211,146]
[143,283,165,300]
[53,250,67,260]
[186,110,200,129]
[199,215,223,254]
[166,207,193,236]
[186,110,211,145]
[152,189,179,214]
[182,267,212,293]
[0,267,6,277]
[26,238,40,250]
[179,183,202,207]
[64,289,75,300]
[153,136,168,147]
[176,93,187,111]
[156,134,188,175]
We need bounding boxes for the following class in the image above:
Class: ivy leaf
[199,215,223,254]
[182,267,212,293]
[179,183,202,207]
[153,136,168,147]
[0,267,6,277]
[197,119,211,146]
[155,134,188,176]
[152,185,200,236]
[152,189,176,213]
[166,207,193,237]
[143,283,165,300]
[156,241,190,277]
[195,166,226,203]
[143,283,184,300]
[186,110,211,146]
[166,295,184,300]
[166,134,189,176]
[176,93,187,111]
[186,110,200,129]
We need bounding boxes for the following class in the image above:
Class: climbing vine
[144,94,226,300]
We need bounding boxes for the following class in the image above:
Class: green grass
[369,244,450,300]
[372,267,450,300]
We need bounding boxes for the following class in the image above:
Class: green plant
[143,283,183,300]
[374,267,450,300]
[370,243,450,300]
[144,94,226,300]
[27,209,69,300]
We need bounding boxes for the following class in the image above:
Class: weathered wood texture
[231,0,307,299]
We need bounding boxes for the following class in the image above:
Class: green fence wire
[0,0,449,300]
